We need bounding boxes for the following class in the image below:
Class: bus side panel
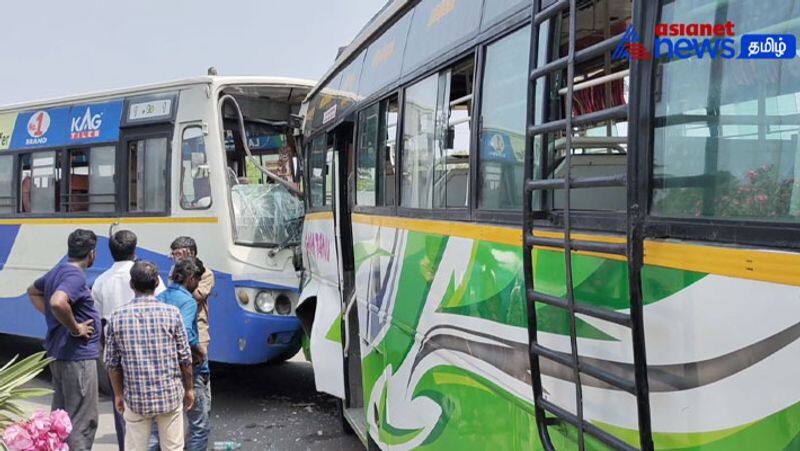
[639,239,800,450]
[0,220,304,365]
[350,216,800,450]
[300,215,345,398]
[352,217,546,450]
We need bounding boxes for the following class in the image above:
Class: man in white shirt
[92,230,164,450]
[93,230,165,320]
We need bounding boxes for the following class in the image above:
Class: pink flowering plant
[655,164,797,219]
[0,352,54,451]
[2,411,70,451]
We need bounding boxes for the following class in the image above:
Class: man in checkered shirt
[104,261,195,451]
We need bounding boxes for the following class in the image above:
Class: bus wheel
[270,341,302,363]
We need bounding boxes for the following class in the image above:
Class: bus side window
[539,2,631,213]
[308,135,328,209]
[19,151,61,214]
[402,74,438,208]
[652,0,800,222]
[478,26,529,211]
[180,126,211,209]
[356,96,399,207]
[65,147,116,213]
[0,155,13,214]
[438,59,473,209]
[357,103,380,206]
[325,147,335,207]
[401,58,474,209]
[128,138,168,212]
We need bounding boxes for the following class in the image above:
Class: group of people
[26,229,215,451]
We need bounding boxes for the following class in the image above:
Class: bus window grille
[522,1,653,450]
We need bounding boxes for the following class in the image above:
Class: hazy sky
[0,0,383,105]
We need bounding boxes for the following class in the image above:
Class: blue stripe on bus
[0,293,47,339]
[0,225,20,270]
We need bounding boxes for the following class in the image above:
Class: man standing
[169,237,214,357]
[150,258,211,451]
[92,230,165,450]
[26,229,100,451]
[104,261,194,451]
[93,230,166,319]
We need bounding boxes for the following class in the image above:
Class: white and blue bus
[0,76,314,365]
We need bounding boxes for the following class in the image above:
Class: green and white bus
[296,0,800,449]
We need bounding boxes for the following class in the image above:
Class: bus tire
[270,340,302,363]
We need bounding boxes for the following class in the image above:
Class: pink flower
[45,431,62,450]
[755,194,768,203]
[2,424,33,451]
[33,436,48,451]
[29,411,51,434]
[49,410,72,441]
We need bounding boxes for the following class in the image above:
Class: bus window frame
[179,123,213,211]
[0,154,16,217]
[1,144,123,219]
[352,91,402,217]
[118,125,174,217]
[394,51,479,221]
[472,22,530,226]
[534,8,631,234]
[354,100,381,209]
[305,132,334,214]
[63,144,120,214]
[15,148,63,216]
[630,1,800,251]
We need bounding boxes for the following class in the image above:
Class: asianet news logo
[613,22,797,61]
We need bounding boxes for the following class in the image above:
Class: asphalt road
[0,334,362,451]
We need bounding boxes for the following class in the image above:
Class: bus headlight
[255,291,275,314]
[274,294,292,316]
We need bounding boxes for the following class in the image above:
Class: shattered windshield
[220,90,306,247]
[231,183,304,246]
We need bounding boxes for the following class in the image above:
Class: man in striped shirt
[104,261,195,451]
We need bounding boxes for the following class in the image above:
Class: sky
[0,0,384,105]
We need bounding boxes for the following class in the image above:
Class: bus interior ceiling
[220,86,306,185]
[548,0,632,212]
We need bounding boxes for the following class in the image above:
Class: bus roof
[0,76,316,113]
[305,0,408,101]
[301,0,532,137]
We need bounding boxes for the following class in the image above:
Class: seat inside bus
[539,0,631,213]
[433,162,469,207]
[550,137,627,212]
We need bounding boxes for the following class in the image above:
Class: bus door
[329,122,368,436]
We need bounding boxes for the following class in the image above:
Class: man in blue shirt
[150,257,211,451]
[27,229,101,451]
